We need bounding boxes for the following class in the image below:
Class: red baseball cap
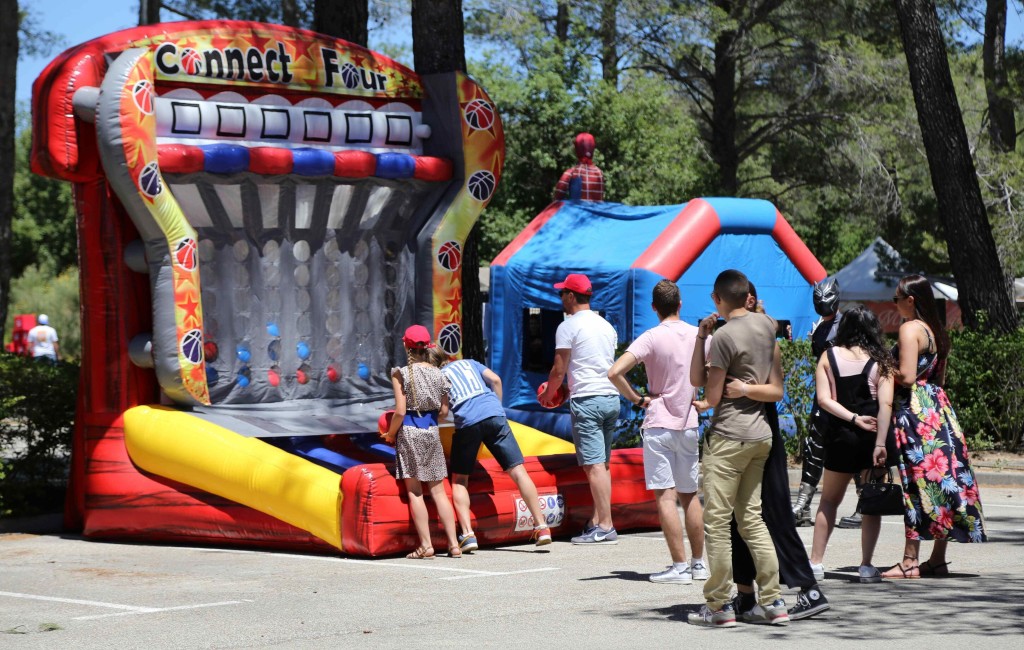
[554,273,593,295]
[402,325,435,349]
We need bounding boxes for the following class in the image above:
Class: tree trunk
[600,0,618,85]
[983,0,1015,152]
[314,0,368,46]
[139,0,161,25]
[412,0,466,75]
[555,1,569,42]
[0,0,17,343]
[281,0,300,28]
[711,27,739,195]
[411,1,484,361]
[893,0,1018,332]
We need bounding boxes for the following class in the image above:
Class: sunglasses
[559,289,572,297]
[892,294,906,303]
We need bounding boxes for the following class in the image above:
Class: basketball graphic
[180,48,203,75]
[463,99,495,130]
[139,161,163,198]
[341,62,360,89]
[180,329,204,364]
[466,170,495,202]
[174,237,198,271]
[436,240,462,271]
[132,80,154,115]
[438,323,461,355]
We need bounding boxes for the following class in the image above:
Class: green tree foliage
[466,7,703,260]
[12,125,77,276]
[0,355,78,517]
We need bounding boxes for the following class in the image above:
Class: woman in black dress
[808,306,896,583]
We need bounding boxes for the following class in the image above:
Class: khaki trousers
[702,435,781,609]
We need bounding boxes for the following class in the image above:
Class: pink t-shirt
[626,319,711,431]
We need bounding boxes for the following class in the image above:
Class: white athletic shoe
[810,562,825,581]
[649,564,693,584]
[690,560,710,581]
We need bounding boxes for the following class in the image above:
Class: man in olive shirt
[688,269,786,628]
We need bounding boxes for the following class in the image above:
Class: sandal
[406,546,435,559]
[881,555,919,579]
[919,560,950,577]
[447,547,462,559]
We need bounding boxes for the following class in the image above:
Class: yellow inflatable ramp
[123,405,342,549]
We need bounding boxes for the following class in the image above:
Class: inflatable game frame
[32,21,656,556]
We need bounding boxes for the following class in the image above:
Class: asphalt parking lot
[2,482,1023,649]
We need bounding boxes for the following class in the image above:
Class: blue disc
[357,363,370,380]
[267,340,281,361]
[267,322,280,337]
[237,374,250,388]
[206,366,219,384]
[236,344,251,363]
[296,341,310,360]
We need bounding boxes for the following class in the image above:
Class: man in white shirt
[539,273,620,545]
[608,279,710,583]
[28,314,60,364]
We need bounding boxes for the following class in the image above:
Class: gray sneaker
[741,598,790,626]
[690,560,710,581]
[570,526,618,545]
[649,564,693,584]
[687,603,737,628]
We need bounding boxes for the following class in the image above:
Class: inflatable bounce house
[32,21,656,556]
[490,198,827,427]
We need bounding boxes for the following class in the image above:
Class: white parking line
[73,600,252,621]
[194,546,561,578]
[0,591,250,621]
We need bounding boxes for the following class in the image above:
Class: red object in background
[8,314,37,357]
[537,382,569,408]
[377,410,395,437]
[326,366,340,382]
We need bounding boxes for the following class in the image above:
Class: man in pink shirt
[608,280,710,584]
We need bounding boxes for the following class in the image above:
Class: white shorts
[642,427,700,493]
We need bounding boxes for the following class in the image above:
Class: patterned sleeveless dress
[392,363,450,482]
[892,325,985,542]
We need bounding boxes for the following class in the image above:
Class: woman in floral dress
[881,275,985,579]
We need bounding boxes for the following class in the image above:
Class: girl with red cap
[382,324,460,558]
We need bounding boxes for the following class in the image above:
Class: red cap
[554,273,592,295]
[402,324,435,349]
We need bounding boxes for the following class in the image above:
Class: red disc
[296,369,308,384]
[326,366,340,382]
[268,369,280,387]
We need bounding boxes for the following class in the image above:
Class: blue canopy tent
[488,198,827,433]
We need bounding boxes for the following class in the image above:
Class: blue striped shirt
[442,359,505,428]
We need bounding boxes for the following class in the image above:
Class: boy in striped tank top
[436,355,553,552]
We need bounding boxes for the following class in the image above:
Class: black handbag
[857,468,905,516]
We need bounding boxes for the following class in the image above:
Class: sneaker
[579,521,598,536]
[649,564,693,584]
[532,527,552,547]
[858,564,882,583]
[788,586,830,621]
[690,560,710,581]
[741,598,790,626]
[809,562,825,581]
[570,526,618,545]
[457,533,478,553]
[687,603,737,628]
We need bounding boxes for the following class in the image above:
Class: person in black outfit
[793,278,842,526]
[727,283,830,621]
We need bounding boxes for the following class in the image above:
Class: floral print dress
[892,327,986,543]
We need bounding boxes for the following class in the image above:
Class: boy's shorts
[642,426,700,492]
[450,416,525,476]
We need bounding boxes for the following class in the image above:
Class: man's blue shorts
[449,416,525,475]
[569,394,619,466]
